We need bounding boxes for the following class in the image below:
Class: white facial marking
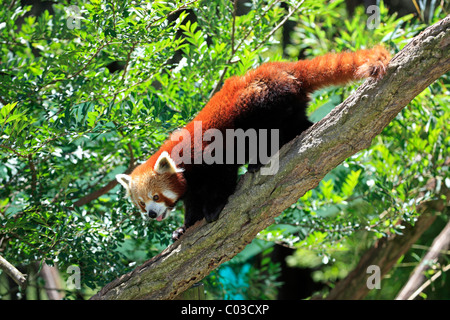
[142,201,170,222]
[162,189,178,202]
[145,201,166,214]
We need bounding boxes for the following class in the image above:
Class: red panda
[116,46,391,241]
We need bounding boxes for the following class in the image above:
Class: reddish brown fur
[129,169,186,206]
[134,46,390,175]
[124,46,391,238]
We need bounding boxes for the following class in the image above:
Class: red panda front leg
[202,165,238,223]
[172,226,186,241]
[171,192,203,241]
[172,165,239,241]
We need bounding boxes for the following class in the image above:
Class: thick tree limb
[91,16,450,300]
[39,263,65,300]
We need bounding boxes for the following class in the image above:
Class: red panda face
[116,152,186,221]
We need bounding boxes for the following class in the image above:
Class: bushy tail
[293,46,391,91]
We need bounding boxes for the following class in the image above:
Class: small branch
[325,183,450,300]
[7,0,16,10]
[209,0,304,98]
[39,263,65,300]
[146,0,200,31]
[42,41,110,88]
[72,127,136,208]
[0,144,27,159]
[28,154,37,200]
[232,0,281,53]
[230,0,237,56]
[108,42,138,107]
[252,0,305,53]
[324,213,438,300]
[406,264,450,300]
[72,167,134,207]
[0,255,27,290]
[396,220,450,300]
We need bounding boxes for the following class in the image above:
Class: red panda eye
[138,201,145,209]
[153,195,159,201]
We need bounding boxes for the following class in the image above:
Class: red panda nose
[148,210,157,219]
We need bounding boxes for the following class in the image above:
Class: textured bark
[91,16,450,300]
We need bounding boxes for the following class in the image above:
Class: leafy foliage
[258,1,449,299]
[0,0,448,300]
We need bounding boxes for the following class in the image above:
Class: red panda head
[116,151,187,221]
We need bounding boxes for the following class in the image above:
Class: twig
[0,255,27,290]
[108,41,138,108]
[208,0,239,99]
[406,264,450,300]
[28,154,37,200]
[72,143,136,207]
[146,0,200,30]
[209,0,304,98]
[0,144,27,159]
[42,41,110,88]
[39,263,65,300]
[7,0,16,10]
[230,0,237,56]
[72,167,134,207]
[253,0,305,52]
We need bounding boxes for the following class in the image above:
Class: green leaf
[341,169,362,198]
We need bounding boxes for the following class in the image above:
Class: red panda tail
[293,46,391,92]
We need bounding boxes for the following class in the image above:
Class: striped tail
[293,46,391,91]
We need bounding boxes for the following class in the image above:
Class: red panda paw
[356,46,391,80]
[172,226,186,242]
[356,60,388,79]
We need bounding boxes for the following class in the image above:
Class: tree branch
[0,255,27,290]
[72,165,134,207]
[91,16,450,300]
[39,263,65,300]
[209,0,304,98]
[396,219,450,300]
[73,141,135,207]
[324,180,450,300]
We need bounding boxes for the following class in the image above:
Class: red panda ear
[116,174,132,195]
[154,151,182,174]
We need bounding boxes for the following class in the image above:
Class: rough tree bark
[91,16,450,300]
